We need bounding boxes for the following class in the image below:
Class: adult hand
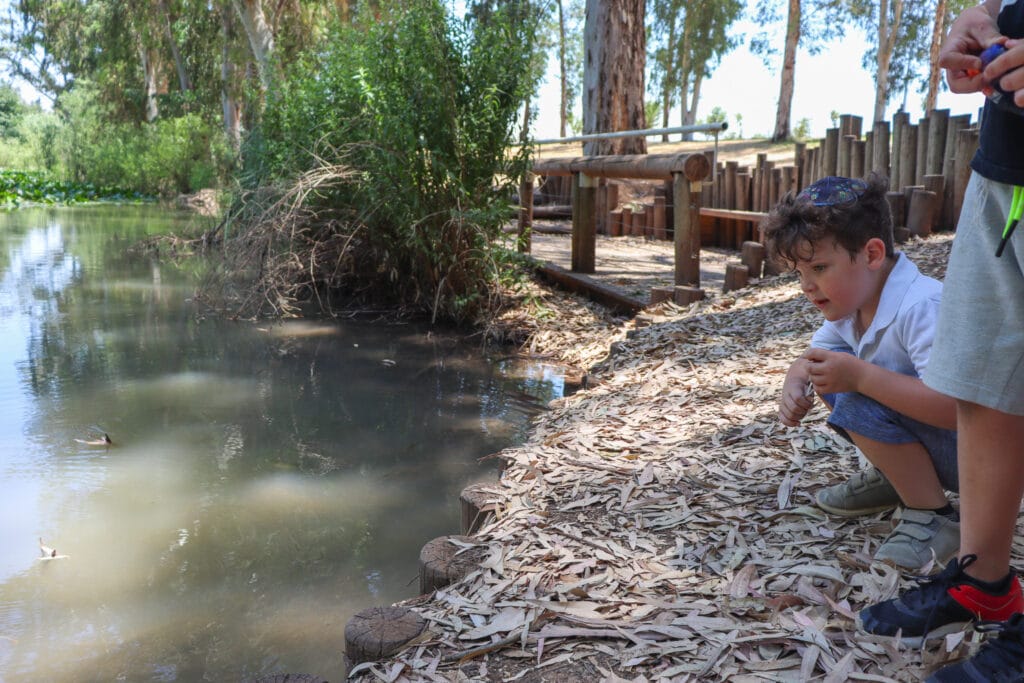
[938,3,1002,93]
[988,39,1024,108]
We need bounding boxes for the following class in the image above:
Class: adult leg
[957,400,1024,582]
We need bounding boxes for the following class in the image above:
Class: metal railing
[528,121,728,146]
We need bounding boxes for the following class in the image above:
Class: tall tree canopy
[648,0,743,141]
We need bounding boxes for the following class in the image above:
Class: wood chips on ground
[350,234,1023,682]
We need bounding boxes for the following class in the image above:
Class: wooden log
[886,191,908,231]
[741,240,766,279]
[723,263,749,293]
[607,183,619,216]
[926,109,949,176]
[572,172,597,273]
[619,207,632,237]
[653,195,667,240]
[595,180,608,235]
[839,134,854,177]
[345,605,426,667]
[851,139,866,179]
[872,120,891,178]
[823,128,839,177]
[644,203,655,239]
[917,118,933,187]
[891,111,910,190]
[953,126,979,230]
[923,174,946,232]
[899,124,918,190]
[673,285,705,306]
[632,206,645,236]
[518,175,533,253]
[943,114,972,230]
[794,142,806,189]
[894,226,911,244]
[532,204,572,218]
[608,209,622,237]
[673,173,702,287]
[419,535,487,594]
[840,114,863,137]
[907,189,938,237]
[460,482,501,535]
[649,285,674,305]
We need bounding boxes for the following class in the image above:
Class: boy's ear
[864,237,887,269]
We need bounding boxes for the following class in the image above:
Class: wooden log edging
[344,605,427,669]
[419,535,488,595]
[460,482,502,535]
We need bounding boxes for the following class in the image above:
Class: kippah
[797,176,867,206]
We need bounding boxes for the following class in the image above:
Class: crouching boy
[761,174,959,570]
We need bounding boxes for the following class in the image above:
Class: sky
[530,9,985,141]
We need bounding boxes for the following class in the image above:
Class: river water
[0,206,561,681]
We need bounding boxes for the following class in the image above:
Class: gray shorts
[924,175,1024,415]
[824,392,959,492]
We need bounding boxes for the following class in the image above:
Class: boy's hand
[803,347,864,395]
[779,379,814,427]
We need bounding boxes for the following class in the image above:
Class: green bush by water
[230,0,542,323]
[0,169,148,208]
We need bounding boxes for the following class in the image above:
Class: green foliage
[0,83,25,137]
[793,117,812,141]
[0,169,146,208]
[241,0,542,324]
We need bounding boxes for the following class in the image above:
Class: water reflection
[0,206,561,680]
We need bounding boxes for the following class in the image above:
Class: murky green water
[0,206,561,682]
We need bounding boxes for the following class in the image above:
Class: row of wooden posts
[532,108,978,252]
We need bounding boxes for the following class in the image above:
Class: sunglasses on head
[797,176,868,207]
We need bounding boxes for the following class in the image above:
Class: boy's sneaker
[815,467,901,517]
[860,555,1024,647]
[874,508,960,570]
[926,612,1024,682]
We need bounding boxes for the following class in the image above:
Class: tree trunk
[139,44,160,122]
[659,10,677,142]
[520,93,531,143]
[558,0,568,138]
[772,0,800,142]
[232,0,276,93]
[582,0,646,155]
[687,73,703,127]
[925,0,947,112]
[159,0,192,92]
[873,0,904,124]
[221,8,242,150]
[677,12,694,140]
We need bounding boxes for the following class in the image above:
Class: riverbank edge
[340,234,979,682]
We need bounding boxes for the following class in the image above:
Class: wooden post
[460,483,500,535]
[899,123,918,191]
[839,134,854,177]
[915,117,929,186]
[741,240,766,278]
[886,191,908,231]
[517,174,533,253]
[794,142,806,189]
[943,115,972,230]
[723,263,749,292]
[595,180,608,235]
[609,209,623,236]
[908,189,938,237]
[653,195,667,240]
[872,120,891,178]
[673,172,702,288]
[891,111,910,190]
[823,128,840,177]
[345,606,426,668]
[572,172,597,273]
[851,140,866,179]
[619,206,632,238]
[954,127,980,228]
[419,535,486,594]
[923,174,946,232]
[840,114,863,137]
[926,109,949,176]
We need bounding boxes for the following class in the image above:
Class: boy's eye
[813,264,827,273]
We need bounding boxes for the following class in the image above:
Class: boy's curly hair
[760,173,894,266]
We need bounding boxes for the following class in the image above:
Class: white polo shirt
[810,252,942,379]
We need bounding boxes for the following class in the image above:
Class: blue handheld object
[978,44,1024,116]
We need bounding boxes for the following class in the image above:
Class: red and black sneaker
[860,555,1024,647]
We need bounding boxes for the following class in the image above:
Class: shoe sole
[815,491,898,517]
[858,613,972,648]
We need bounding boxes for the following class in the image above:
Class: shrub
[228,0,542,324]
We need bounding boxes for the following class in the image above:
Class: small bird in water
[75,432,112,447]
[37,538,68,560]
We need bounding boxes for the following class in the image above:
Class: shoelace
[996,186,1023,258]
[966,614,1024,676]
[898,555,980,643]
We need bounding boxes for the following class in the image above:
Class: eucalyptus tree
[751,0,845,142]
[582,0,645,155]
[648,0,742,142]
[554,0,584,137]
